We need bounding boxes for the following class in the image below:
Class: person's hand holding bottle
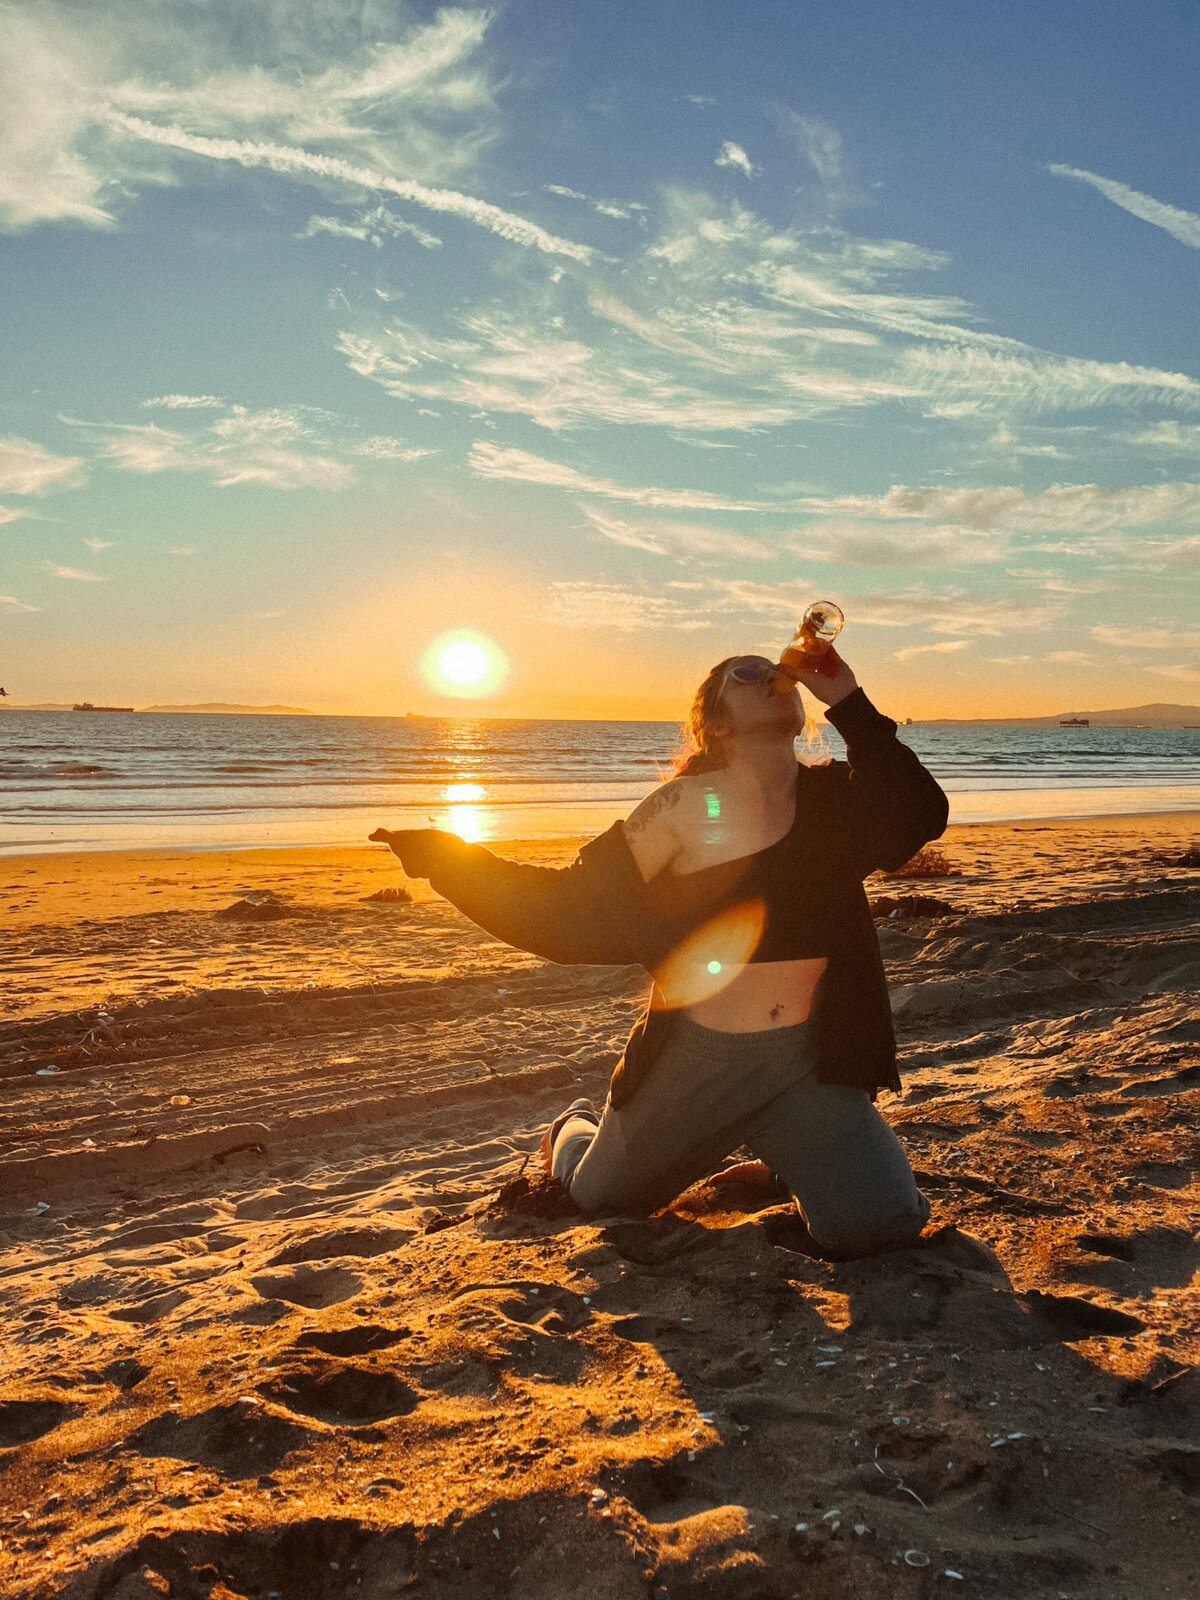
[779,647,858,708]
[773,601,858,707]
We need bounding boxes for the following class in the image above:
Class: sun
[419,630,509,699]
[440,640,489,685]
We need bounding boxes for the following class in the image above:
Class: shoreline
[3,790,1198,862]
[1,809,1196,945]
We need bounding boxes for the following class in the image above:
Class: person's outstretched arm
[368,822,647,966]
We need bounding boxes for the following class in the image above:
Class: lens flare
[419,631,509,699]
[651,900,767,1010]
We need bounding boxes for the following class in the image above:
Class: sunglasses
[721,659,779,688]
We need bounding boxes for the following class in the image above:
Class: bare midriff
[654,956,828,1031]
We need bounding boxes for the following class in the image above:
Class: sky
[1,0,1198,722]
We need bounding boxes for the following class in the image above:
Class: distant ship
[72,702,134,712]
[1059,717,1089,727]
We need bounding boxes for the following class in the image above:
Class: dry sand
[1,814,1197,1599]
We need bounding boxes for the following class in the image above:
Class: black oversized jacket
[383,688,948,1108]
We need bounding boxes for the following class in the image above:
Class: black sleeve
[373,825,642,965]
[823,688,949,876]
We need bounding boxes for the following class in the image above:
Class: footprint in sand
[1132,1161,1189,1190]
[265,1224,413,1268]
[293,1324,412,1356]
[68,1504,634,1598]
[257,1360,420,1425]
[424,1284,592,1386]
[1140,1442,1200,1498]
[130,1402,314,1479]
[0,1397,80,1448]
[249,1264,363,1309]
[1056,1224,1197,1294]
[102,1220,212,1252]
[600,1219,721,1268]
[1120,1064,1200,1096]
[92,1358,150,1391]
[1020,1289,1146,1339]
[234,1184,342,1222]
[230,1298,292,1328]
[1074,1230,1135,1260]
[604,1458,724,1525]
[56,1271,189,1325]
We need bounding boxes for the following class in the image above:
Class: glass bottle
[773,601,844,689]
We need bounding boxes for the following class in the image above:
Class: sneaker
[539,1097,600,1176]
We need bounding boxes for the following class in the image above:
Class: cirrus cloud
[0,437,86,495]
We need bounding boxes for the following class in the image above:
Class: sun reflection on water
[443,805,485,842]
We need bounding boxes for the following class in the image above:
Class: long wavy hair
[666,656,828,780]
[668,657,737,779]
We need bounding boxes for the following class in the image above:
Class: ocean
[2,709,1199,855]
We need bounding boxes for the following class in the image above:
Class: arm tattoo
[625,782,683,835]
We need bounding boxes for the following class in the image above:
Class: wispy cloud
[715,142,757,178]
[0,592,38,611]
[100,412,352,490]
[984,422,1068,460]
[537,573,1067,642]
[67,403,430,491]
[799,480,1200,534]
[902,343,1200,415]
[338,317,821,433]
[299,205,443,250]
[580,505,774,561]
[142,395,225,410]
[347,436,436,462]
[1090,623,1200,652]
[1122,421,1200,453]
[469,442,781,511]
[1146,662,1200,682]
[83,535,113,551]
[105,112,594,262]
[0,437,86,494]
[545,581,711,632]
[0,505,28,526]
[769,109,857,208]
[0,3,502,232]
[892,639,971,662]
[544,183,641,222]
[1048,164,1200,250]
[1003,567,1114,595]
[791,519,1006,567]
[848,586,1066,637]
[45,562,106,581]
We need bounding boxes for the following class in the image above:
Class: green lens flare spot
[705,790,721,820]
[707,960,722,975]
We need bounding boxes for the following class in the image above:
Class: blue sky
[1,0,1198,719]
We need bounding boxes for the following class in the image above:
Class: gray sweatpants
[551,1014,931,1259]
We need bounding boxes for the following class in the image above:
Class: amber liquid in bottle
[773,601,844,689]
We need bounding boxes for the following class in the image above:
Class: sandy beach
[1,813,1197,1599]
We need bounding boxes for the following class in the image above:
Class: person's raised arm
[783,650,948,876]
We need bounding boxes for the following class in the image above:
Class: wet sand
[1,813,1197,1599]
